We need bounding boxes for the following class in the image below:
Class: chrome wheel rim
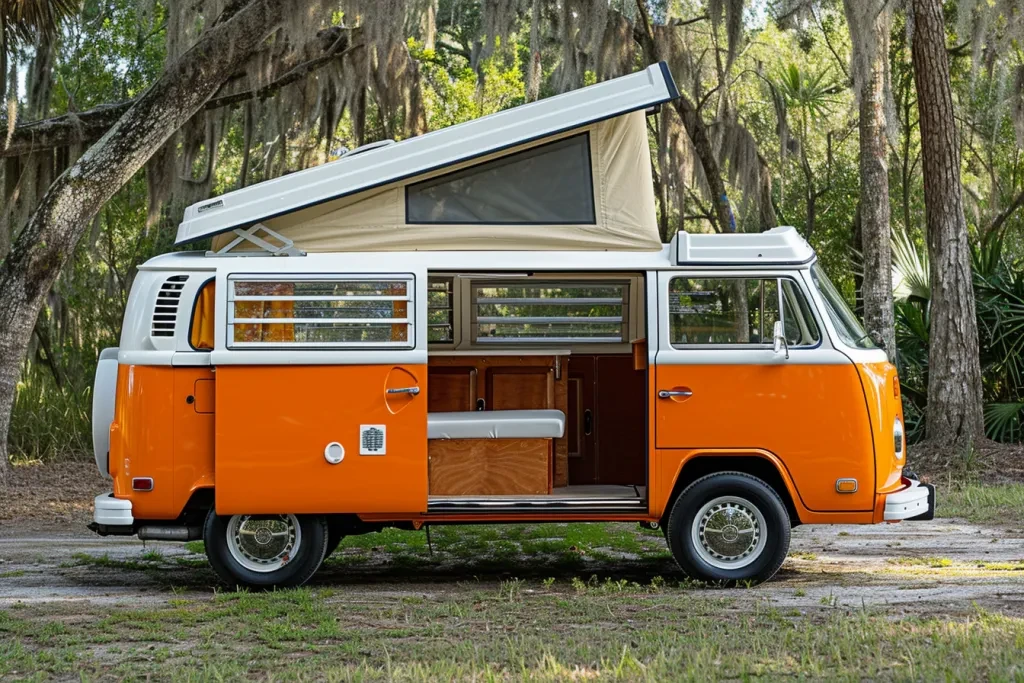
[691,496,766,570]
[226,514,301,573]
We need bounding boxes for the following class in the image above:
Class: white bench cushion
[427,410,566,440]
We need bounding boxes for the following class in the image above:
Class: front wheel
[665,472,791,585]
[203,510,329,590]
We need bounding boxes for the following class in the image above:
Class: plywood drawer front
[429,439,550,495]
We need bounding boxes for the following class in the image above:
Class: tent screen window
[405,134,596,225]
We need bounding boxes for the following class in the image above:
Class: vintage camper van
[89,63,934,589]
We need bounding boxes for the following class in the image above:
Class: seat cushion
[427,410,566,440]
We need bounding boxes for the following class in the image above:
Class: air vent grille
[151,275,189,338]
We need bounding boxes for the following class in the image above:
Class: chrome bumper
[883,478,935,521]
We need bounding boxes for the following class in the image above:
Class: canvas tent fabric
[212,111,661,253]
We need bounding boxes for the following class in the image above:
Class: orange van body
[108,359,904,527]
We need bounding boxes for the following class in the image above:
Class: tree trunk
[851,1,897,357]
[0,0,295,483]
[910,0,985,446]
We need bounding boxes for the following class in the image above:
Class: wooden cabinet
[567,355,647,486]
[427,353,570,487]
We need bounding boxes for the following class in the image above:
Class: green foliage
[894,228,1024,442]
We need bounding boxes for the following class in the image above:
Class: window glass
[428,277,454,343]
[669,278,779,346]
[189,280,216,350]
[780,279,821,346]
[228,277,413,348]
[472,281,628,343]
[809,264,876,349]
[406,134,596,225]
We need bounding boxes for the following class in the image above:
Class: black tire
[203,510,329,590]
[665,472,791,585]
[324,523,345,557]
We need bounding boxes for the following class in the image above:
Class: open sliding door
[212,267,428,515]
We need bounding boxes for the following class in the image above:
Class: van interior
[422,272,648,512]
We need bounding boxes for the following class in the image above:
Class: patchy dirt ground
[3,462,1024,679]
[1,461,1023,616]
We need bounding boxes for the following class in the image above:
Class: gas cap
[324,442,345,464]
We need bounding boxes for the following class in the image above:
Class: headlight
[894,418,905,461]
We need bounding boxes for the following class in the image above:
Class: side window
[227,276,414,349]
[406,134,596,225]
[189,279,216,351]
[669,278,819,348]
[428,276,454,344]
[781,279,821,346]
[471,280,629,344]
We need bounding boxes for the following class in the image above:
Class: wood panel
[567,356,597,484]
[488,367,552,410]
[553,372,569,488]
[428,439,551,495]
[428,366,476,412]
[595,355,647,485]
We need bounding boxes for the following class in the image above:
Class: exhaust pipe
[137,526,202,541]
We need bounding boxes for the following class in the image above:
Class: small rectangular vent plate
[359,425,386,455]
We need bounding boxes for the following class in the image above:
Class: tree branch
[987,188,1024,236]
[1,27,360,158]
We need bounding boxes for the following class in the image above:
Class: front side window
[669,277,820,347]
[406,134,595,225]
[809,264,875,349]
[227,276,414,348]
[472,281,629,343]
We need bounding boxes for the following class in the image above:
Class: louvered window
[470,280,629,343]
[151,275,189,338]
[227,274,415,349]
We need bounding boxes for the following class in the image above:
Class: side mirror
[772,320,789,359]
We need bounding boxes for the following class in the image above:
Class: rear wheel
[665,472,790,585]
[203,511,328,590]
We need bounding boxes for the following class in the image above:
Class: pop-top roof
[175,63,679,246]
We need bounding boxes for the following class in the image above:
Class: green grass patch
[936,483,1024,523]
[888,556,954,568]
[2,588,1024,680]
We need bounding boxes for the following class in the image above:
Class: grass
[936,483,1024,523]
[2,583,1024,681]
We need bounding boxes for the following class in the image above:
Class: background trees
[2,0,1024,477]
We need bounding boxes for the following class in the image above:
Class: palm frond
[984,402,1024,443]
[891,227,930,302]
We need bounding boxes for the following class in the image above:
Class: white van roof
[175,62,679,246]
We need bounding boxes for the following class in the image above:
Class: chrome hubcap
[226,514,301,573]
[691,496,766,570]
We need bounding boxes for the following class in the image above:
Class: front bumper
[883,478,935,521]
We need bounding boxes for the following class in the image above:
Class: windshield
[810,264,876,349]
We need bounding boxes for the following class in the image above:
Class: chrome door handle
[658,389,693,399]
[387,387,420,395]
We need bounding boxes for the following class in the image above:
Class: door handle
[658,389,693,399]
[387,386,420,395]
[583,409,593,435]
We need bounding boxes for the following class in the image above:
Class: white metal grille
[151,275,189,338]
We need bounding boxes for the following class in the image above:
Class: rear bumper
[93,492,134,527]
[883,478,935,521]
